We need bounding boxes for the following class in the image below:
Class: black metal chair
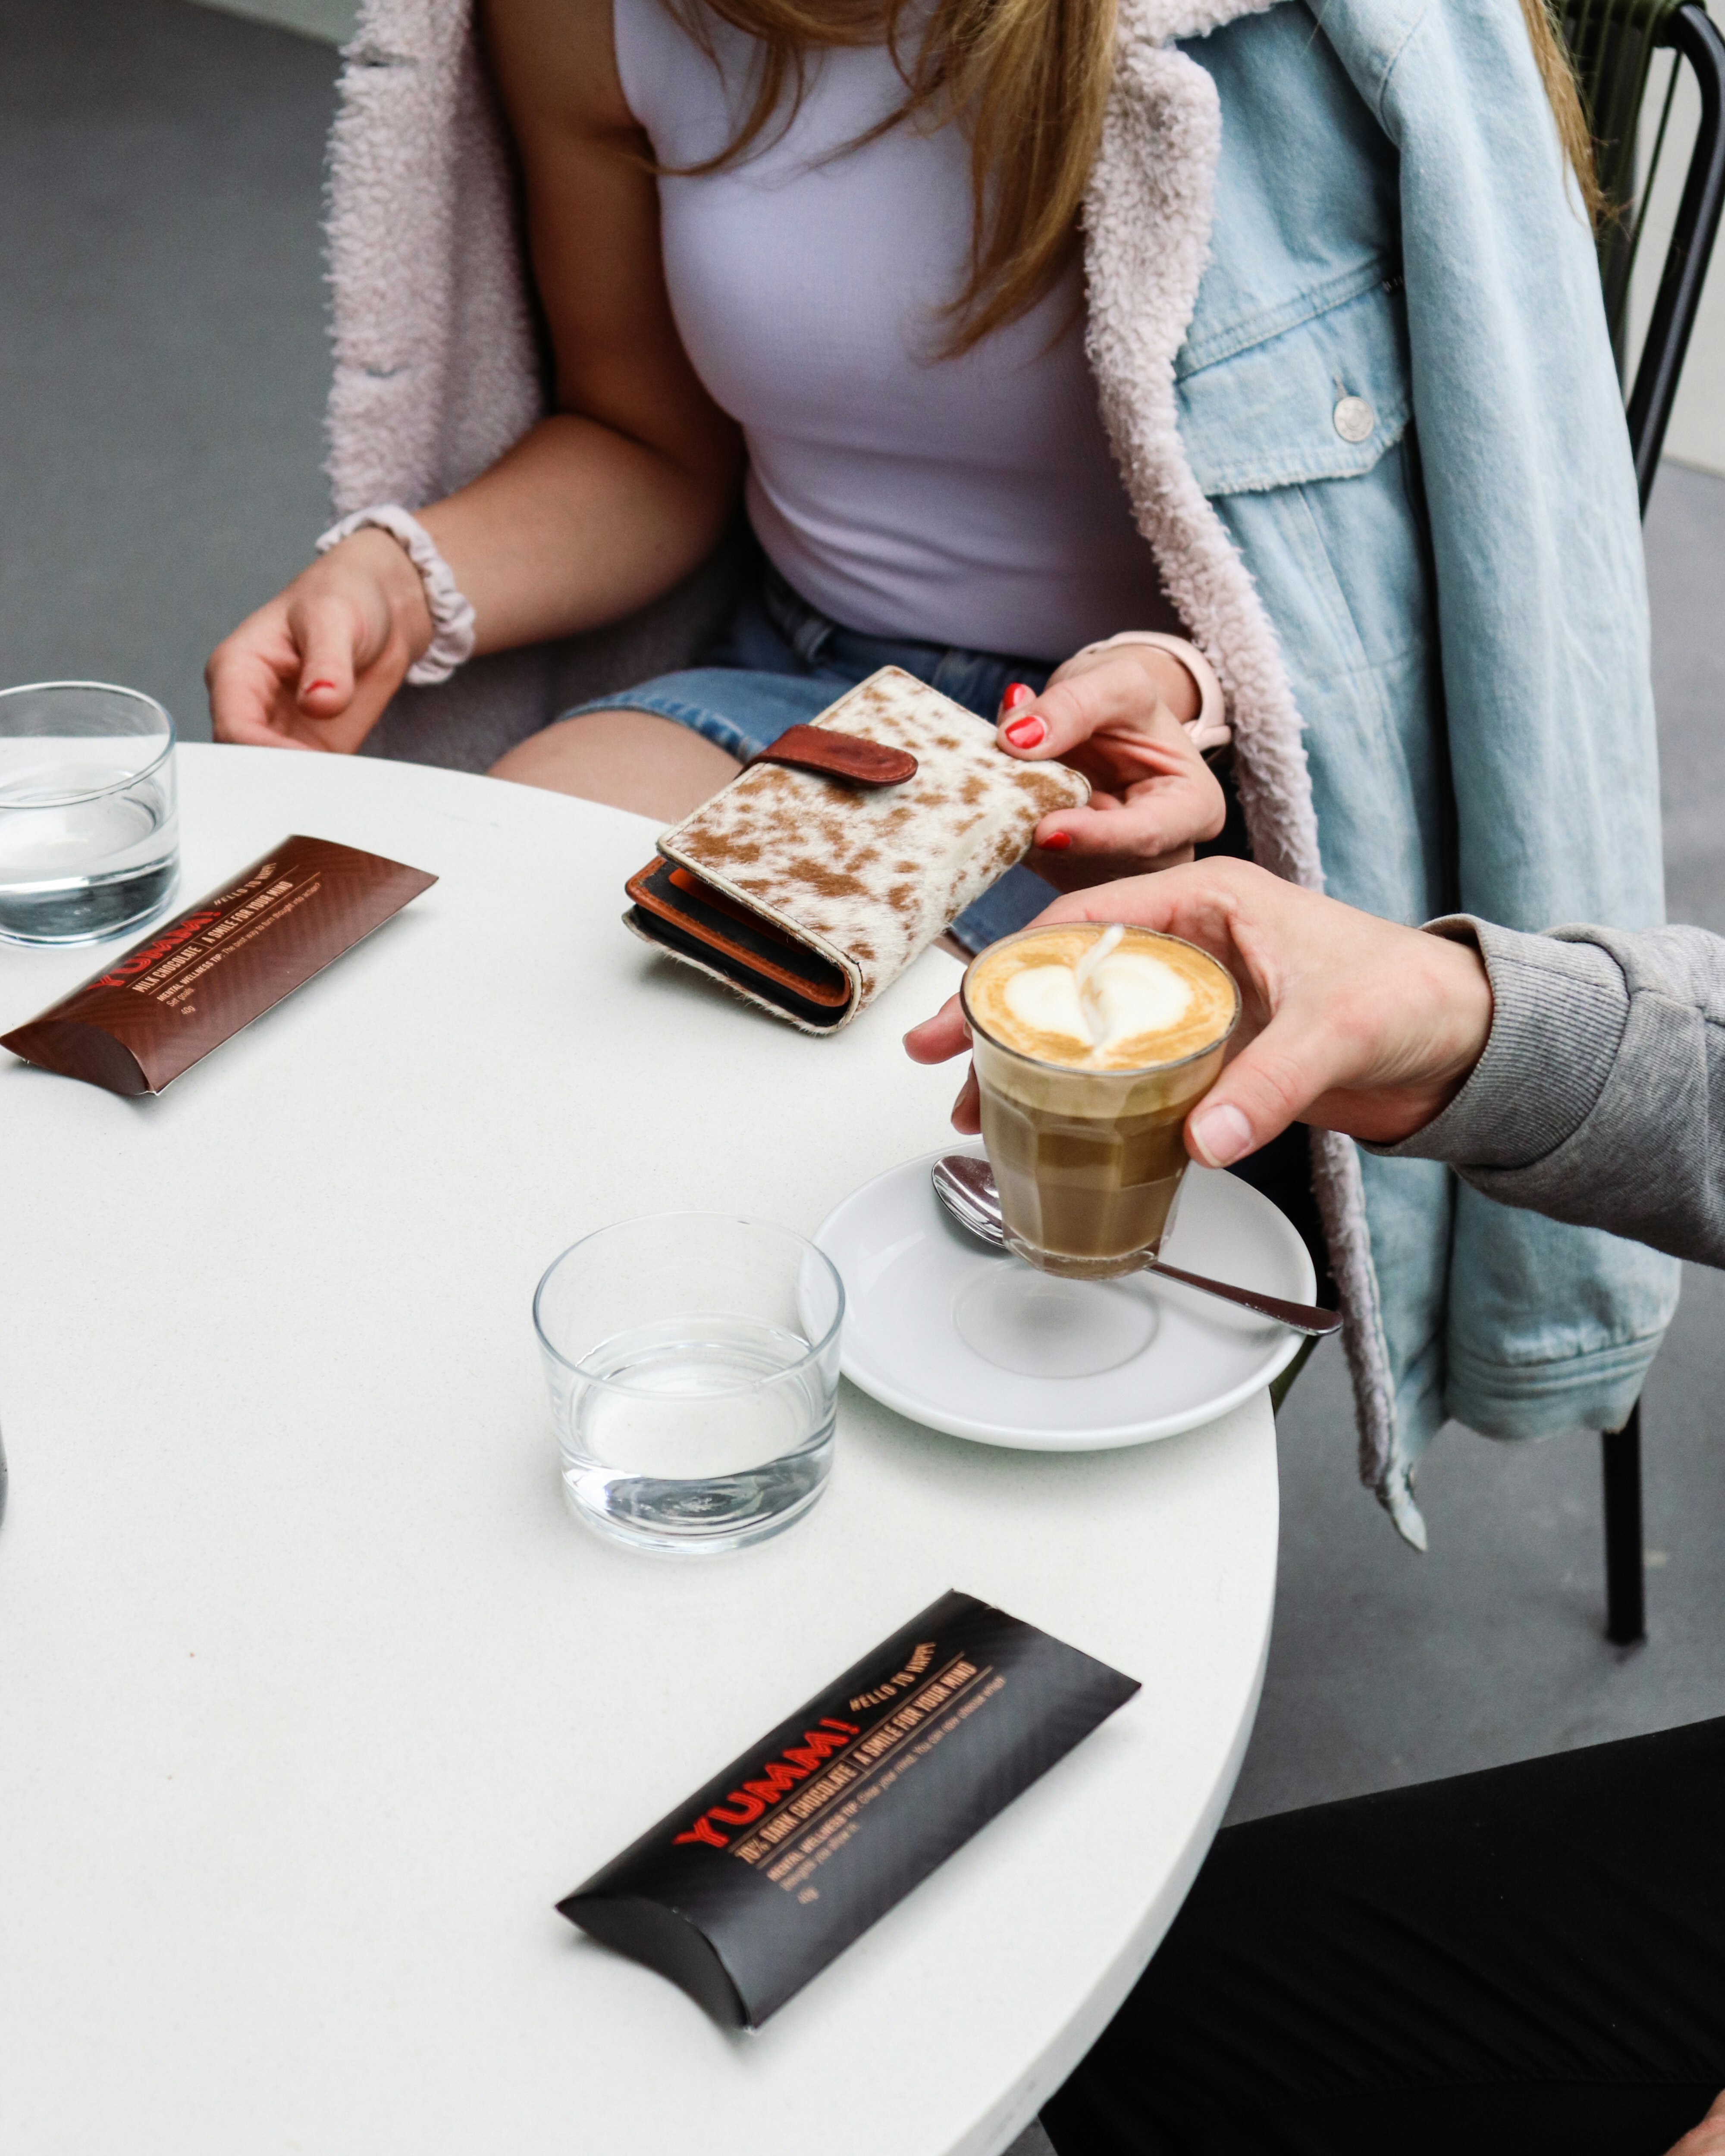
[1562,0,1725,1639]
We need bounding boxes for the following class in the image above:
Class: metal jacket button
[1333,395,1375,443]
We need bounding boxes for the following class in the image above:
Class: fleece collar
[1082,0,1411,1538]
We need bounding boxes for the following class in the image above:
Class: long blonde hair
[668,0,1599,352]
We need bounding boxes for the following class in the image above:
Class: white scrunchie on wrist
[316,505,477,687]
[1070,630,1232,754]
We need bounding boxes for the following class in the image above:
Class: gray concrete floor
[5,0,1724,1824]
[194,0,358,41]
[0,0,336,740]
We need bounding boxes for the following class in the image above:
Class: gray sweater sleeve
[1374,917,1725,1266]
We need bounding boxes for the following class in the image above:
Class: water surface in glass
[0,683,178,944]
[535,1214,844,1554]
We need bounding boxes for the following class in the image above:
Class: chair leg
[1602,1404,1647,1645]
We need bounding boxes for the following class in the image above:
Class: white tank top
[613,0,1169,661]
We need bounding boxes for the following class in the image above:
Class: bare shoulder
[480,0,632,140]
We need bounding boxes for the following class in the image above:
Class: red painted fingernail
[1003,715,1046,749]
[304,679,336,693]
[1002,681,1035,711]
[1040,830,1071,851]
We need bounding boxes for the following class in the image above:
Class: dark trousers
[1042,1719,1725,2156]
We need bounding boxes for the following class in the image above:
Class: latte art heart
[969,924,1235,1072]
[1003,953,1196,1056]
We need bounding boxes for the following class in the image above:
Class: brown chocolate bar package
[558,1590,1139,2029]
[1,835,436,1096]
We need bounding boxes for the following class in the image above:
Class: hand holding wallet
[624,667,1090,1031]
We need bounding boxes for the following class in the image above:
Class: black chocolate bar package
[558,1590,1138,2028]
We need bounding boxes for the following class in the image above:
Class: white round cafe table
[0,745,1277,2156]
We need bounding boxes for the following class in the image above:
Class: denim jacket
[1169,0,1677,1527]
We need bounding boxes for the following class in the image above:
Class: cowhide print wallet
[623,666,1090,1033]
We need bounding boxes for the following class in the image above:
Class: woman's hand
[1668,2091,1725,2156]
[993,644,1227,889]
[206,529,433,754]
[904,858,1495,1161]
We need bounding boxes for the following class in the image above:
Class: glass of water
[534,1214,846,1555]
[0,681,178,944]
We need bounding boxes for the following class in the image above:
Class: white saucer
[813,1144,1315,1450]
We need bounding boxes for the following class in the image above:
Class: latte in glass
[961,923,1240,1280]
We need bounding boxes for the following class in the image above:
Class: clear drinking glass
[533,1213,846,1555]
[0,681,178,944]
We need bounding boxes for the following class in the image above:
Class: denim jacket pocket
[1175,271,1412,497]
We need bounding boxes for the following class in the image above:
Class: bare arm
[208,0,743,749]
[425,0,743,646]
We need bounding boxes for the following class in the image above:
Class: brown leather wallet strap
[747,724,917,789]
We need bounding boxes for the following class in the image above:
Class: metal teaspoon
[931,1153,1342,1338]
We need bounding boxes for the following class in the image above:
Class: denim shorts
[557,564,1060,952]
